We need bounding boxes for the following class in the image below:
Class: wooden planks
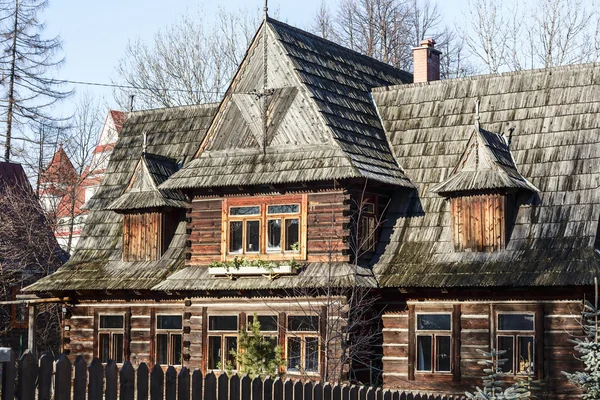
[122,212,164,262]
[451,195,505,252]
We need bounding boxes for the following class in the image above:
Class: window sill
[209,265,295,276]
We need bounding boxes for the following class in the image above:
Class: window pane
[225,336,238,369]
[285,219,300,252]
[498,314,534,331]
[416,336,432,371]
[417,314,451,331]
[209,316,238,331]
[364,203,375,213]
[157,315,182,330]
[230,206,260,216]
[267,219,282,251]
[498,336,515,373]
[287,337,301,371]
[172,334,183,365]
[288,316,319,332]
[208,336,221,370]
[157,334,168,365]
[305,337,319,372]
[518,336,535,374]
[100,315,124,329]
[360,216,376,252]
[229,221,243,253]
[436,336,451,372]
[100,333,110,363]
[248,315,278,332]
[246,221,260,253]
[267,204,299,214]
[113,334,124,363]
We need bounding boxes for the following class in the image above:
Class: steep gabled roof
[372,63,600,288]
[161,18,414,191]
[430,120,539,196]
[40,144,78,185]
[107,153,187,211]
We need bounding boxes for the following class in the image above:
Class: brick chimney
[412,39,441,83]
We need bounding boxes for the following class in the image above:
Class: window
[450,194,506,252]
[207,315,238,371]
[122,211,178,262]
[247,314,279,356]
[416,314,451,373]
[286,316,319,374]
[497,313,535,374]
[156,315,183,366]
[223,197,305,260]
[359,202,377,253]
[99,315,124,363]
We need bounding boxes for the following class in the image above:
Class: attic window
[122,211,177,262]
[450,194,506,252]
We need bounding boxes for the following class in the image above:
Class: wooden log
[120,361,135,400]
[18,351,37,400]
[272,378,283,400]
[105,360,119,400]
[37,353,53,400]
[263,377,274,400]
[204,372,217,400]
[192,370,203,400]
[88,358,104,400]
[218,373,229,400]
[54,355,72,400]
[252,375,263,400]
[230,374,241,400]
[137,363,150,400]
[73,355,87,400]
[241,375,251,400]
[178,368,190,400]
[150,364,165,400]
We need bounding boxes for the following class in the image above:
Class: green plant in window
[209,258,300,273]
[229,313,284,379]
[290,241,299,251]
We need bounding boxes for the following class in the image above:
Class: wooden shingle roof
[372,63,600,288]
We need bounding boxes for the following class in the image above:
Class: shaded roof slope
[161,18,413,190]
[372,63,600,288]
[25,104,218,293]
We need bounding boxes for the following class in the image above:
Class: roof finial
[474,98,481,130]
[142,132,147,154]
[264,0,268,21]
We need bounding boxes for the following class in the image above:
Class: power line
[53,78,225,95]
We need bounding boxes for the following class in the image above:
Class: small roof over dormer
[107,152,187,212]
[430,113,539,197]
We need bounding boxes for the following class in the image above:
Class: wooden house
[25,15,600,399]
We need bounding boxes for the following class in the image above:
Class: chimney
[412,39,441,83]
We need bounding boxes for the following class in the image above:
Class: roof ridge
[127,102,220,116]
[373,62,600,92]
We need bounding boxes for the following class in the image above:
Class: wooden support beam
[27,304,36,353]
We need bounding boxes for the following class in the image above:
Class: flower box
[208,264,294,276]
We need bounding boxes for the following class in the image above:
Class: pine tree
[563,278,600,399]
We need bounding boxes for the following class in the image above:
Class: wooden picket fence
[0,350,465,400]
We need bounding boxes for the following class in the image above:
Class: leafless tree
[311,0,336,40]
[0,0,72,162]
[113,7,262,110]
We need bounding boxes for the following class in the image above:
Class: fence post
[366,388,375,400]
[332,384,341,400]
[252,375,263,400]
[191,370,203,400]
[204,372,217,400]
[240,375,251,400]
[382,390,391,400]
[303,381,313,400]
[54,354,72,400]
[349,386,358,400]
[89,358,104,400]
[18,350,38,400]
[120,361,135,400]
[272,378,283,400]
[106,360,118,400]
[166,366,177,400]
[293,381,303,400]
[359,387,367,400]
[217,373,228,400]
[340,385,349,400]
[323,383,331,400]
[150,364,165,400]
[313,382,323,400]
[73,356,87,400]
[283,379,293,400]
[178,367,190,400]
[0,348,16,400]
[230,374,241,400]
[137,363,150,400]
[38,353,53,400]
[263,377,273,400]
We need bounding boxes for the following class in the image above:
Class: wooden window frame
[221,195,308,261]
[495,312,536,375]
[207,314,239,372]
[155,314,183,366]
[11,287,27,329]
[285,315,320,376]
[415,313,453,374]
[358,200,378,254]
[98,314,125,364]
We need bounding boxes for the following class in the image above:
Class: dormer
[107,151,187,261]
[431,111,538,252]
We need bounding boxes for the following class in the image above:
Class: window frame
[98,313,125,364]
[415,312,452,374]
[285,314,320,375]
[496,312,536,375]
[155,314,183,366]
[221,196,307,261]
[358,200,378,254]
[207,314,239,372]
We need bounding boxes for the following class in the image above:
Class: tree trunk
[4,0,19,162]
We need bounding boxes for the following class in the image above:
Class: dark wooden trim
[452,304,461,382]
[124,308,132,362]
[535,303,544,380]
[240,312,247,332]
[489,303,495,352]
[320,305,327,380]
[278,312,286,375]
[408,304,415,381]
[201,307,208,375]
[149,308,156,367]
[92,310,99,358]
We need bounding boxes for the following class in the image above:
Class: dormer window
[450,194,506,252]
[122,211,178,261]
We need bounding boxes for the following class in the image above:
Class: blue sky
[43,0,464,116]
